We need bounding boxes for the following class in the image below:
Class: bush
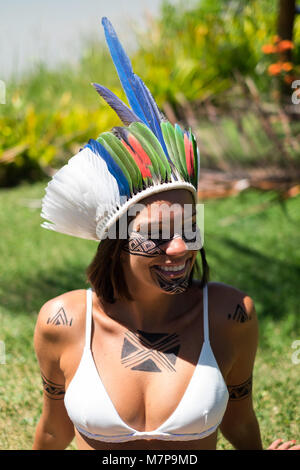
[0,46,122,187]
[132,0,298,106]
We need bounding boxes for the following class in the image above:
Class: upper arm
[34,298,67,389]
[220,294,259,431]
[226,294,259,386]
[34,297,75,442]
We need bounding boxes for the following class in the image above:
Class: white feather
[41,146,121,240]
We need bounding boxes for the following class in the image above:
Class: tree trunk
[277,0,296,100]
[277,0,295,60]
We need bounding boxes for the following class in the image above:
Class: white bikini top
[64,285,229,443]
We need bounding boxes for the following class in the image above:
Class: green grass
[0,181,299,450]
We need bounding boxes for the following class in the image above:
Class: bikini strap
[203,284,210,343]
[85,288,93,349]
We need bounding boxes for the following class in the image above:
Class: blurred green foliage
[0,0,299,186]
[133,0,285,105]
[0,44,124,186]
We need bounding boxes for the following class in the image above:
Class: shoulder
[204,281,258,350]
[207,281,256,324]
[206,282,259,383]
[208,281,258,355]
[34,289,88,354]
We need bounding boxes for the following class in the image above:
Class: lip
[152,258,191,278]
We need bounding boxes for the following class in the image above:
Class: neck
[112,284,195,332]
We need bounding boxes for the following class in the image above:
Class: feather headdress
[41,17,200,241]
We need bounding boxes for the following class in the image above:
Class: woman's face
[120,190,199,295]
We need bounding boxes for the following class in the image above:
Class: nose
[163,234,188,257]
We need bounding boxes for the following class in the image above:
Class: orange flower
[268,62,282,75]
[282,62,293,71]
[277,40,294,52]
[262,44,277,54]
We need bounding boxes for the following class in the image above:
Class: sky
[0,0,164,81]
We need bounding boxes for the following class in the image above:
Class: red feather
[184,133,194,176]
[128,134,152,166]
[121,137,152,178]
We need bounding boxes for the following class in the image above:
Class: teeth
[159,262,186,272]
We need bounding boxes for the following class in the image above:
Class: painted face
[121,190,199,295]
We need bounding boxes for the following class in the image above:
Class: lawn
[0,180,299,450]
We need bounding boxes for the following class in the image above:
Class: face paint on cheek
[151,257,194,294]
[122,231,167,257]
[153,269,191,294]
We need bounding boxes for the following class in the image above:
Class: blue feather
[87,139,131,197]
[135,76,169,158]
[92,83,141,125]
[101,18,147,123]
[101,17,169,158]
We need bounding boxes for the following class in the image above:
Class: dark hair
[86,219,210,303]
[86,236,131,304]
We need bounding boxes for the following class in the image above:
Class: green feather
[160,121,172,161]
[129,122,171,181]
[161,122,185,176]
[99,132,143,190]
[97,134,134,193]
[175,124,188,180]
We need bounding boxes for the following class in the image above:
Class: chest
[64,310,233,433]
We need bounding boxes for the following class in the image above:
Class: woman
[33,189,298,451]
[32,190,257,450]
[32,17,299,451]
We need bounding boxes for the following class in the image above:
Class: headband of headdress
[41,17,200,241]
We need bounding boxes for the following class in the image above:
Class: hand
[267,438,300,450]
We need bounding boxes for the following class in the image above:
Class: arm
[220,295,263,450]
[32,300,75,450]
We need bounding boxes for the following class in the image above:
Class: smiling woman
[120,192,199,296]
[87,191,209,304]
